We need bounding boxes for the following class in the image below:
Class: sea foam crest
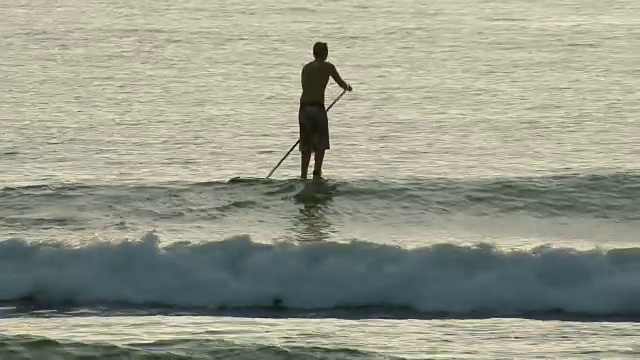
[1,232,640,316]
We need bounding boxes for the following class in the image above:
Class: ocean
[1,0,639,358]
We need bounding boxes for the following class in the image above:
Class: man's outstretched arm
[329,63,352,91]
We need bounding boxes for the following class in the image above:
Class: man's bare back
[300,60,349,106]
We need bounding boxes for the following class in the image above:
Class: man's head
[313,41,328,61]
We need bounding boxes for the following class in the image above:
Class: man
[298,41,352,180]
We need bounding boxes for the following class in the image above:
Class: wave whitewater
[2,232,640,319]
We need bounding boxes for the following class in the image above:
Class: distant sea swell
[0,335,396,360]
[0,171,638,229]
[2,232,640,320]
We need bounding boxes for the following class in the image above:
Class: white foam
[1,232,640,315]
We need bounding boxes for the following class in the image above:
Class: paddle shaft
[266,89,347,179]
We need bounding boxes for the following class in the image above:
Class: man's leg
[299,104,314,179]
[312,106,329,179]
[301,151,312,179]
[313,150,324,178]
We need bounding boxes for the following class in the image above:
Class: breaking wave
[2,232,640,319]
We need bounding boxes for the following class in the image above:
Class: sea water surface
[1,0,640,358]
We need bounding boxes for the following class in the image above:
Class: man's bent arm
[329,63,350,90]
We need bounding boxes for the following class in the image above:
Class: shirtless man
[298,41,352,179]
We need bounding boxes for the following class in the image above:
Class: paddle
[266,89,347,179]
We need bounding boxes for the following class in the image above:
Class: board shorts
[298,103,330,153]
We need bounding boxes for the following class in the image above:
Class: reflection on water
[289,180,337,242]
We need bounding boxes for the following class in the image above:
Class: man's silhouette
[298,41,352,179]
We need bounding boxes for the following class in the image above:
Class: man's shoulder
[302,61,335,75]
[321,61,335,68]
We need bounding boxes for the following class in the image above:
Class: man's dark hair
[313,42,328,60]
